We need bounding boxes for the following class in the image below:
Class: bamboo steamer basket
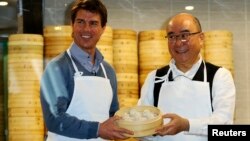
[113,29,139,108]
[8,34,44,141]
[204,30,232,39]
[8,107,42,117]
[8,130,44,141]
[118,82,138,92]
[139,30,166,41]
[139,30,171,88]
[8,116,44,130]
[44,25,73,65]
[114,64,138,73]
[204,30,234,75]
[8,94,40,108]
[113,29,137,40]
[8,34,43,46]
[44,25,72,37]
[8,45,43,54]
[115,106,163,137]
[97,26,113,65]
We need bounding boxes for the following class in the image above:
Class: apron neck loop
[100,63,108,79]
[166,61,207,82]
[67,49,83,76]
[203,60,207,82]
[165,68,172,83]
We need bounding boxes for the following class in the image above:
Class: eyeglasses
[165,32,201,43]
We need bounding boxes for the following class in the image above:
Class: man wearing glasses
[138,13,235,141]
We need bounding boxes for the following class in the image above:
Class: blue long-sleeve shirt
[40,43,119,139]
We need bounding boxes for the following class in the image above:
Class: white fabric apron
[47,50,112,141]
[156,62,212,141]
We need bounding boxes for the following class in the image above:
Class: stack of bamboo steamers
[7,34,44,141]
[43,25,73,65]
[204,30,234,76]
[112,29,139,108]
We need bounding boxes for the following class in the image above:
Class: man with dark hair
[40,0,133,140]
[138,13,235,141]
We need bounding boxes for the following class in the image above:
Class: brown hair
[71,0,107,27]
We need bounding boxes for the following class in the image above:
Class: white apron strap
[66,49,83,76]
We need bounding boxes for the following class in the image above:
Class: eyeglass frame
[165,31,201,43]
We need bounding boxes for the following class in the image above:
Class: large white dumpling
[122,109,157,121]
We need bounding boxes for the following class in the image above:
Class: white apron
[156,62,212,141]
[47,50,113,141]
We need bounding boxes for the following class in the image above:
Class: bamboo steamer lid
[115,106,163,137]
[113,29,137,40]
[8,34,44,46]
[43,25,72,37]
[139,30,166,41]
[44,36,72,46]
[44,25,72,66]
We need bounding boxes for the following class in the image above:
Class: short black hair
[71,0,107,27]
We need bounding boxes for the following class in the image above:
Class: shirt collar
[169,54,203,80]
[69,42,104,73]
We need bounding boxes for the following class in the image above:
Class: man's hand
[155,113,189,136]
[98,116,134,140]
